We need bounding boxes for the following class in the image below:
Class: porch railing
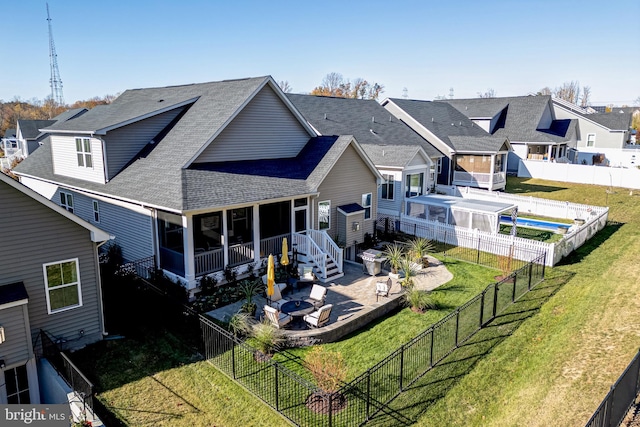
[306,229,343,273]
[292,232,327,279]
[259,233,290,258]
[453,171,505,187]
[228,242,254,266]
[195,247,224,276]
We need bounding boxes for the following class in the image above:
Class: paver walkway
[206,256,452,342]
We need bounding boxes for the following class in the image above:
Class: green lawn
[74,177,640,426]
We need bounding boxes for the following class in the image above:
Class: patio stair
[317,255,344,283]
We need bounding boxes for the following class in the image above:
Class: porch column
[489,155,496,190]
[183,214,196,289]
[547,145,553,162]
[253,204,260,263]
[222,209,229,267]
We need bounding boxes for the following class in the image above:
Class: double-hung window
[586,134,596,147]
[405,173,424,198]
[92,200,100,223]
[43,258,83,314]
[75,137,92,167]
[362,193,372,219]
[381,174,394,200]
[60,191,73,213]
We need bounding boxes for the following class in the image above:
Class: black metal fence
[200,252,546,426]
[40,330,94,409]
[585,348,640,427]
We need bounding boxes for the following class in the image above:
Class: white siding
[194,85,310,163]
[554,107,626,149]
[539,102,554,129]
[51,135,106,184]
[472,119,491,132]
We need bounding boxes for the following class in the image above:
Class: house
[0,171,111,404]
[381,98,511,191]
[438,95,577,174]
[287,94,444,218]
[552,98,634,166]
[14,108,88,158]
[14,76,381,289]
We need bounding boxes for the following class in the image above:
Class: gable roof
[286,94,442,167]
[17,119,56,139]
[552,99,632,131]
[384,98,508,153]
[4,128,16,138]
[0,171,111,242]
[441,95,576,144]
[15,77,377,213]
[0,282,29,307]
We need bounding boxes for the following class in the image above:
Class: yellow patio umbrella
[266,254,275,299]
[281,237,290,267]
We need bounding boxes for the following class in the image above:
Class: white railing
[0,149,24,170]
[259,233,290,258]
[195,248,224,276]
[293,232,327,279]
[228,242,254,266]
[453,171,506,188]
[518,160,640,190]
[306,229,343,273]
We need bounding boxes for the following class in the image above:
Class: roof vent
[451,123,455,126]
[158,99,164,103]
[382,150,385,156]
[372,116,375,123]
[324,113,327,120]
[459,121,462,126]
[431,117,434,122]
[389,115,392,122]
[465,106,468,110]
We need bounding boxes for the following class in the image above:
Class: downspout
[96,235,115,337]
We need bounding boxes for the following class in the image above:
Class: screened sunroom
[405,194,516,234]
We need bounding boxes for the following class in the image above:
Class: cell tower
[47,3,64,106]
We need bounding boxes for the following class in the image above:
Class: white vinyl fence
[518,160,640,190]
[388,188,609,266]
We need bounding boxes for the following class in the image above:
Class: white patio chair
[305,284,327,309]
[303,304,333,328]
[263,305,292,329]
[376,277,392,302]
[267,283,288,309]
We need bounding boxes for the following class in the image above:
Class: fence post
[328,392,333,427]
[274,365,279,411]
[528,261,533,290]
[399,345,405,392]
[479,290,485,328]
[454,310,460,347]
[492,283,499,320]
[429,329,435,368]
[476,235,481,264]
[231,344,236,379]
[512,273,517,303]
[366,370,371,420]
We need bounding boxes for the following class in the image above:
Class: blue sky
[2,0,638,105]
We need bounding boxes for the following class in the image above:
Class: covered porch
[452,152,507,191]
[526,143,568,162]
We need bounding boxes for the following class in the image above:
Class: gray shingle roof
[15,78,366,213]
[579,110,632,131]
[287,94,443,167]
[4,128,16,138]
[441,95,576,143]
[386,98,506,153]
[17,120,56,139]
[51,107,88,122]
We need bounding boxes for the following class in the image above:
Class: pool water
[499,215,571,233]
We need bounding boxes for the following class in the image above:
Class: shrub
[305,347,348,393]
[228,311,253,338]
[384,243,406,274]
[251,321,285,356]
[403,287,436,313]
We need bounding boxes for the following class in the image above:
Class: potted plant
[384,243,405,278]
[403,286,436,313]
[238,279,261,317]
[304,347,349,414]
[398,257,417,288]
[408,237,434,269]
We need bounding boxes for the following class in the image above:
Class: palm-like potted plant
[398,257,418,288]
[384,243,405,278]
[408,237,434,268]
[239,278,261,317]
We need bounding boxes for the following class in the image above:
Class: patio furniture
[263,305,292,329]
[376,277,392,302]
[262,274,287,293]
[267,284,288,310]
[303,304,333,328]
[305,284,327,309]
[281,300,315,329]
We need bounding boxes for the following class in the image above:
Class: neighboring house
[15,108,88,158]
[1,128,19,160]
[439,95,577,174]
[287,94,444,217]
[552,98,634,165]
[0,171,111,404]
[382,98,511,191]
[14,76,381,289]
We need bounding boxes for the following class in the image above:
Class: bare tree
[635,96,640,105]
[278,80,292,93]
[580,86,591,107]
[537,87,552,96]
[311,73,384,100]
[554,81,581,104]
[477,88,497,98]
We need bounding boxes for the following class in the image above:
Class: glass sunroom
[405,194,516,234]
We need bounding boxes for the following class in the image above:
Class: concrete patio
[206,256,453,344]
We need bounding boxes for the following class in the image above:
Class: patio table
[281,300,314,329]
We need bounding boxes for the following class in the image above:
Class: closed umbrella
[281,238,289,267]
[267,254,275,303]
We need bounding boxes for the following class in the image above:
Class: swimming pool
[499,215,571,233]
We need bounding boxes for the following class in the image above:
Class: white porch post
[547,145,553,161]
[253,204,260,262]
[222,209,229,267]
[183,214,196,289]
[489,155,496,190]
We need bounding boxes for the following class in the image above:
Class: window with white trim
[43,258,83,313]
[362,193,372,219]
[381,174,394,200]
[92,200,100,223]
[437,158,442,174]
[75,137,92,168]
[60,191,74,213]
[405,173,424,197]
[318,201,330,230]
[587,133,596,147]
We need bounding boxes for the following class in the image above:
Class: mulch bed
[306,392,347,414]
